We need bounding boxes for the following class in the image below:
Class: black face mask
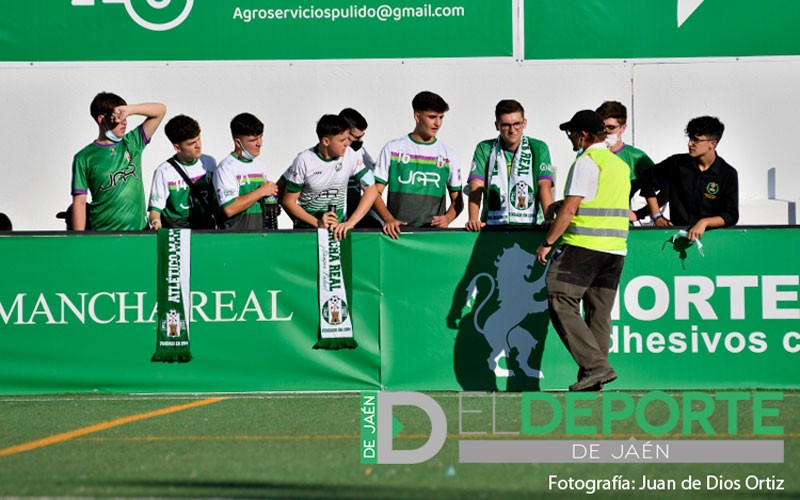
[350,140,363,151]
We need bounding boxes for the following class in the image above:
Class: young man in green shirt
[71,91,166,231]
[595,100,657,221]
[467,99,554,231]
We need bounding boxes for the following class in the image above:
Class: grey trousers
[545,245,625,375]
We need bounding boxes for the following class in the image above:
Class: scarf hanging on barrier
[487,135,536,225]
[314,228,357,350]
[152,228,193,363]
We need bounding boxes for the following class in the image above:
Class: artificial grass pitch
[0,392,797,499]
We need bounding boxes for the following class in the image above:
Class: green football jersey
[71,126,148,231]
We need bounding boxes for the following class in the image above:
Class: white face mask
[104,129,123,143]
[238,140,256,161]
[605,133,620,147]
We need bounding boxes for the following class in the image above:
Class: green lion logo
[706,182,719,195]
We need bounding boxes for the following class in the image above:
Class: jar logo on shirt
[99,162,138,192]
[314,188,340,201]
[398,171,441,188]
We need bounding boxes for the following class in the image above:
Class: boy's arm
[465,179,485,231]
[115,102,167,142]
[333,184,379,240]
[372,183,406,239]
[148,209,162,230]
[71,194,87,231]
[222,182,277,218]
[537,179,554,217]
[281,190,333,229]
[431,190,463,228]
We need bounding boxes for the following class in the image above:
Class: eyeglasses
[498,121,524,131]
[605,124,621,132]
[687,136,713,144]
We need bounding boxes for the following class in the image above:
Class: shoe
[569,368,617,391]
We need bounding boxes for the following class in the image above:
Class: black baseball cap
[559,110,605,134]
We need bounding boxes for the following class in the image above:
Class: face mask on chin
[104,128,123,143]
[238,141,256,161]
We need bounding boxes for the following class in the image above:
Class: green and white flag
[314,228,357,350]
[152,228,192,363]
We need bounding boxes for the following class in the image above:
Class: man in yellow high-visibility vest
[536,110,631,391]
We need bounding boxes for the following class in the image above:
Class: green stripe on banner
[152,228,192,363]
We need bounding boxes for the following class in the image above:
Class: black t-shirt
[640,153,739,227]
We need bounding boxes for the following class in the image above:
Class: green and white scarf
[487,136,536,225]
[314,228,357,350]
[152,228,192,363]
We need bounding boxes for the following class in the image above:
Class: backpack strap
[167,156,213,215]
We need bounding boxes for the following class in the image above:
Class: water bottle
[260,195,279,230]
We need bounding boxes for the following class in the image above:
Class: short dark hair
[316,114,350,139]
[412,91,449,113]
[339,108,368,131]
[495,99,525,120]
[90,92,126,119]
[686,116,724,141]
[230,112,264,137]
[164,115,201,145]
[596,101,627,125]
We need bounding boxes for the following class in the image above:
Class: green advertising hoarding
[0,1,511,61]
[0,228,798,394]
[380,229,800,391]
[525,0,800,59]
[0,232,380,393]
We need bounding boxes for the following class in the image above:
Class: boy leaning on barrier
[466,99,554,231]
[71,91,166,231]
[372,90,464,239]
[213,112,278,230]
[281,113,379,240]
[147,115,217,230]
[639,116,739,241]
